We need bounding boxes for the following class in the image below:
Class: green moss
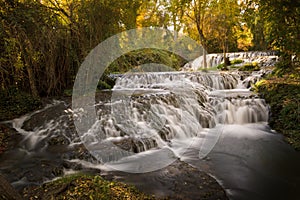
[97,80,112,90]
[97,74,116,90]
[216,63,228,71]
[255,78,300,150]
[63,89,73,97]
[23,174,155,200]
[214,59,243,71]
[205,66,219,71]
[216,63,224,69]
[239,62,260,71]
[230,59,243,65]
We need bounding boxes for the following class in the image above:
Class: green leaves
[257,0,299,65]
[0,87,41,121]
[255,78,300,150]
[238,62,260,71]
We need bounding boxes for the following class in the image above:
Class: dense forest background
[0,0,299,99]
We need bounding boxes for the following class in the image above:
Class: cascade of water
[3,53,300,199]
[183,51,278,70]
[114,72,239,90]
[2,68,270,177]
[76,71,269,168]
[11,101,80,152]
[213,98,269,124]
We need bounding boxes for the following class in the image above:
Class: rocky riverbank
[20,161,228,200]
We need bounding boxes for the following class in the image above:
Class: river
[1,63,300,199]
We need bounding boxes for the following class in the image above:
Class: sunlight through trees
[0,0,299,96]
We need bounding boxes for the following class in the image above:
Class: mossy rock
[216,63,228,71]
[0,124,23,154]
[22,174,154,200]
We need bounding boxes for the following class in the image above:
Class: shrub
[216,63,223,69]
[230,59,243,65]
[97,80,112,90]
[216,63,229,71]
[255,80,300,150]
[239,62,260,71]
[0,88,41,121]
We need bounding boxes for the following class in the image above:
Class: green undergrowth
[199,66,218,72]
[216,59,244,70]
[0,88,41,121]
[238,62,260,71]
[254,71,300,150]
[216,63,228,70]
[230,59,243,65]
[23,174,155,200]
[0,125,9,153]
[216,59,260,72]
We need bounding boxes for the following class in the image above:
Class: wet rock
[113,138,134,152]
[105,160,228,200]
[22,103,68,131]
[0,124,22,154]
[61,160,101,175]
[113,137,158,153]
[95,90,112,102]
[158,126,172,141]
[199,115,215,128]
[62,160,83,171]
[0,174,22,200]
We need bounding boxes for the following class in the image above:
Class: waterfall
[3,70,270,175]
[183,51,279,70]
[2,52,300,199]
[75,71,269,171]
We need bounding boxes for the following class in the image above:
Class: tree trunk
[223,44,227,66]
[222,36,230,69]
[196,22,208,69]
[203,49,207,69]
[20,44,39,97]
[26,65,39,98]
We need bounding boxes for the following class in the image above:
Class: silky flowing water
[1,69,300,199]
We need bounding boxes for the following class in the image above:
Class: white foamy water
[2,52,299,199]
[183,51,278,70]
[74,71,270,173]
